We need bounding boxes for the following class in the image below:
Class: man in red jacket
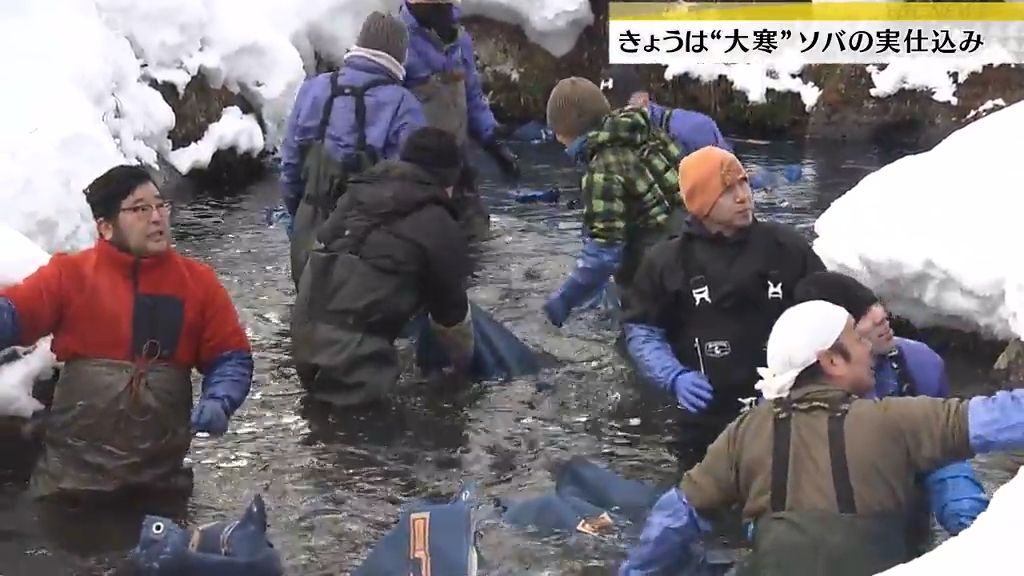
[0,165,253,500]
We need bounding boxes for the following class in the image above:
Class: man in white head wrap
[755,299,874,400]
[621,300,1024,576]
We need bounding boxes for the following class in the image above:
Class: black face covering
[408,3,458,43]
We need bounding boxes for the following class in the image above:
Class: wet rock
[994,339,1024,382]
[153,75,268,192]
[465,1,1024,144]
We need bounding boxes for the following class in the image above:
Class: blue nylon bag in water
[499,456,660,536]
[413,301,540,382]
[353,483,478,576]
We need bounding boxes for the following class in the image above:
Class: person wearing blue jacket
[281,12,426,287]
[400,0,521,242]
[794,271,989,553]
[599,65,732,157]
[620,300,1024,576]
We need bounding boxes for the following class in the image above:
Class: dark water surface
[0,140,1018,575]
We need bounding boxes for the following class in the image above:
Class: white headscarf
[754,300,851,400]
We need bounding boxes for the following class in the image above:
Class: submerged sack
[414,301,540,381]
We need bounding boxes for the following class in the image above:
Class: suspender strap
[770,400,793,513]
[827,400,857,514]
[316,71,342,141]
[771,397,857,514]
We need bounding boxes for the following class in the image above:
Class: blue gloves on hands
[925,461,989,535]
[543,292,572,327]
[544,239,622,327]
[619,487,707,575]
[672,371,714,413]
[191,399,230,436]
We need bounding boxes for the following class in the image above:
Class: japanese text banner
[609,2,1024,65]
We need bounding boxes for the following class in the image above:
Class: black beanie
[599,65,646,109]
[85,164,154,220]
[400,127,463,188]
[794,271,880,321]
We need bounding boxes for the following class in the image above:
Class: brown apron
[30,344,193,499]
[411,69,470,146]
[410,63,490,242]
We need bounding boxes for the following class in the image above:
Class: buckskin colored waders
[408,42,490,243]
[739,397,909,576]
[30,347,194,500]
[289,71,397,288]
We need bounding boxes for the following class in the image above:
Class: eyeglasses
[120,201,172,217]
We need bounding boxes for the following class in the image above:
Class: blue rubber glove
[967,389,1024,453]
[619,487,709,576]
[672,371,714,414]
[924,461,989,535]
[0,297,21,350]
[544,239,622,327]
[191,399,229,435]
[624,323,713,413]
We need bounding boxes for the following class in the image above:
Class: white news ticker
[608,20,1022,64]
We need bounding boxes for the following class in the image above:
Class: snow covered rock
[878,465,1024,575]
[813,100,1024,340]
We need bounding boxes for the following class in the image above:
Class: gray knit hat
[356,12,409,63]
[546,77,612,141]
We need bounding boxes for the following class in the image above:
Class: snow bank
[879,465,1023,575]
[813,100,1024,339]
[1,0,590,253]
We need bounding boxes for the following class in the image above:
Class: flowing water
[0,140,1019,575]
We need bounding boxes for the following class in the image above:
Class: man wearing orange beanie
[621,145,825,471]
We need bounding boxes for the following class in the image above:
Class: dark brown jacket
[681,383,974,519]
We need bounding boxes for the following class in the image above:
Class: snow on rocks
[461,0,595,58]
[1,0,593,254]
[167,106,265,174]
[813,100,1024,340]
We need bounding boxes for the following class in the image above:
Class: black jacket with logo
[622,217,825,418]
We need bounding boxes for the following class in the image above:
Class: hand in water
[191,399,229,436]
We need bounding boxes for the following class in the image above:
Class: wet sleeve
[385,91,427,160]
[280,80,312,215]
[680,422,741,512]
[881,396,973,472]
[0,257,65,346]
[422,211,471,328]
[459,33,498,143]
[582,168,628,245]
